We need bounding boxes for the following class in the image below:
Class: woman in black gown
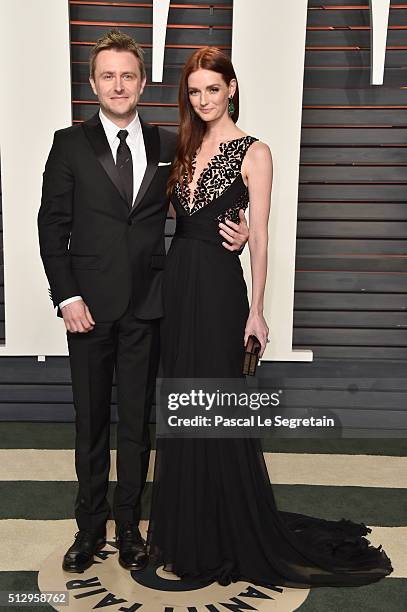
[147,47,392,589]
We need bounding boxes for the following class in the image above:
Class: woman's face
[187,68,236,123]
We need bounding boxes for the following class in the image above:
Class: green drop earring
[228,96,235,116]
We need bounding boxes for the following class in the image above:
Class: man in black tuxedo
[38,30,248,573]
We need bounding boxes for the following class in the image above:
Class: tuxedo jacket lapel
[82,113,128,208]
[131,119,160,213]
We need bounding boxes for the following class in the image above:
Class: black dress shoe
[62,530,106,573]
[116,523,148,571]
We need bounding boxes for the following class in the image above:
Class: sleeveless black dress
[147,136,392,588]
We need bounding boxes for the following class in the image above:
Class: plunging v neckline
[186,136,247,211]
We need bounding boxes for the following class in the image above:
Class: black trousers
[67,305,160,536]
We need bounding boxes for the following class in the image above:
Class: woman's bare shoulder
[249,139,272,158]
[245,140,273,170]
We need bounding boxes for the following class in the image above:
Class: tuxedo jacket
[38,112,176,321]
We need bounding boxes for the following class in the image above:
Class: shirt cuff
[59,296,82,309]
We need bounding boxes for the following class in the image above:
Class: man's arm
[38,131,80,306]
[219,209,249,252]
[59,299,95,333]
[59,296,82,309]
[38,132,95,333]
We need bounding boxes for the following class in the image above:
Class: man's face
[90,49,146,123]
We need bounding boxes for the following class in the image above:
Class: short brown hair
[89,29,146,80]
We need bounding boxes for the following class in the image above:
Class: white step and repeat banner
[0,0,71,355]
[0,0,390,358]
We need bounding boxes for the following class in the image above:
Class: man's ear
[89,76,97,96]
[139,76,147,98]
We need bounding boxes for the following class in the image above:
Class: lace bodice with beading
[174,135,258,223]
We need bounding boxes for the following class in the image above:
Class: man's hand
[61,299,95,333]
[219,209,249,252]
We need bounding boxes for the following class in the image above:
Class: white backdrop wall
[0,0,71,355]
[232,0,313,361]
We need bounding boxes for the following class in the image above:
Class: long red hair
[167,47,240,196]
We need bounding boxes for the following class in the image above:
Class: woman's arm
[243,141,273,356]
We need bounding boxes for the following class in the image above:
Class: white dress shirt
[99,108,147,202]
[59,110,147,310]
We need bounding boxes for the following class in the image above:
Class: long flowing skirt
[147,236,392,588]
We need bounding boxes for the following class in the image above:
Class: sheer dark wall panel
[70,0,233,126]
[0,356,406,421]
[294,0,407,359]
